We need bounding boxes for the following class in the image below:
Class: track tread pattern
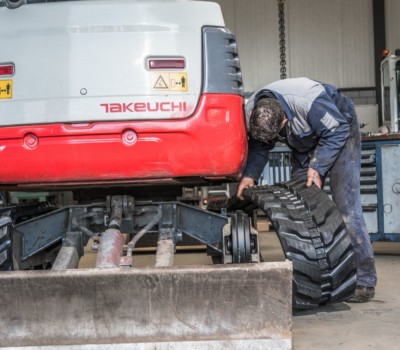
[244,180,357,309]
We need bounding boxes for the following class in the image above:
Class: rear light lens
[0,64,14,76]
[148,59,185,69]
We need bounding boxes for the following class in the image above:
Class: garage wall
[287,0,374,89]
[214,0,281,93]
[211,0,375,93]
[385,0,400,52]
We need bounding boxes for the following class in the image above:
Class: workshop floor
[293,245,400,350]
[257,224,400,350]
[79,221,400,350]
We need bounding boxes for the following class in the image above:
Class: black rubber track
[244,179,357,309]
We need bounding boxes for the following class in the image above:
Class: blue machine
[260,136,400,242]
[362,135,400,241]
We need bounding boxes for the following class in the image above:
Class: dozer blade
[0,262,292,349]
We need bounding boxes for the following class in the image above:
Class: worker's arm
[237,136,274,199]
[307,95,351,178]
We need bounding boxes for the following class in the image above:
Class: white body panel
[0,0,224,125]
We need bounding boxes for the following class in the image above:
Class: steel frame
[2,199,230,269]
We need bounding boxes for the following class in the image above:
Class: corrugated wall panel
[214,0,236,32]
[287,0,374,88]
[339,0,374,87]
[217,0,281,93]
[210,0,375,92]
[235,0,282,91]
[385,0,400,52]
[286,0,342,85]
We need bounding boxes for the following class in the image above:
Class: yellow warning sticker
[153,73,188,92]
[0,80,12,99]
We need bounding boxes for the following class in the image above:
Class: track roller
[223,210,260,264]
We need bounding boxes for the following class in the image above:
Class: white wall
[216,0,282,91]
[212,0,375,93]
[355,105,379,133]
[385,0,400,52]
[287,0,374,88]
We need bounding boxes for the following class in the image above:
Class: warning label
[154,75,169,89]
[0,80,12,99]
[153,73,188,92]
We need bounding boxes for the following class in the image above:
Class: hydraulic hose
[71,212,95,238]
[126,206,162,257]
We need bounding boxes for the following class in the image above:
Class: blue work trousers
[292,114,377,288]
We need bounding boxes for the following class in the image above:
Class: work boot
[346,286,375,303]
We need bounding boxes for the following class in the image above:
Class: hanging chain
[278,0,287,79]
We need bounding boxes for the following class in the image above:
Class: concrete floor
[265,230,400,350]
[293,250,400,350]
[79,223,400,350]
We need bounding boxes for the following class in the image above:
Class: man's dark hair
[249,98,285,143]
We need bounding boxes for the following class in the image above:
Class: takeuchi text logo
[100,102,188,113]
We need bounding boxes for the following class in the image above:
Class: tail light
[148,58,185,70]
[0,64,14,76]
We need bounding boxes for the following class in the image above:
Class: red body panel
[0,94,247,189]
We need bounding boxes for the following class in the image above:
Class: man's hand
[236,177,255,199]
[306,168,322,188]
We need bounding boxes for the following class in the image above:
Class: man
[237,77,377,303]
